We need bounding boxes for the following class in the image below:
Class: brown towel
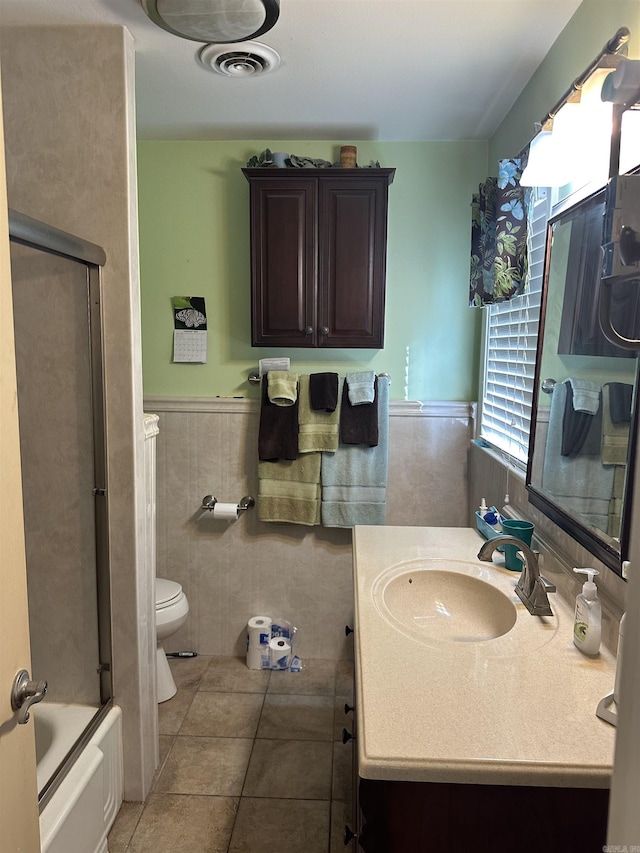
[258,377,298,461]
[608,382,633,424]
[309,372,339,412]
[561,385,602,457]
[339,376,379,446]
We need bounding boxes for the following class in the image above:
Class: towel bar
[541,378,556,394]
[248,371,391,384]
[201,495,255,512]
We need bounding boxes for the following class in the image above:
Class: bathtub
[34,703,123,853]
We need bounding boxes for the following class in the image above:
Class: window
[479,188,549,464]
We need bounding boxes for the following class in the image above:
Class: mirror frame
[526,188,639,575]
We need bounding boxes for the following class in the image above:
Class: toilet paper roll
[246,645,269,670]
[269,636,292,670]
[246,615,272,669]
[212,502,239,521]
[247,616,272,650]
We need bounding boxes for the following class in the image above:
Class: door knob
[304,326,313,336]
[319,326,329,336]
[11,669,47,725]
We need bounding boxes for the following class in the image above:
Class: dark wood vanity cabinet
[242,168,395,348]
[355,778,609,852]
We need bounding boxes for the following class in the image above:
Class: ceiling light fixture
[141,0,280,44]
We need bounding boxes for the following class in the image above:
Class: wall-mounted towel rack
[541,378,557,394]
[247,371,391,385]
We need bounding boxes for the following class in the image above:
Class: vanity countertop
[352,525,617,788]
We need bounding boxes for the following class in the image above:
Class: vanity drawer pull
[344,825,357,845]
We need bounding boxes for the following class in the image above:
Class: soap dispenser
[573,568,601,655]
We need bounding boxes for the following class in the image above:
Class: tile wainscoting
[145,397,473,661]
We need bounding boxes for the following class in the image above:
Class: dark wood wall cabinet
[242,168,395,348]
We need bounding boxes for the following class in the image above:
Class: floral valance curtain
[469,158,529,307]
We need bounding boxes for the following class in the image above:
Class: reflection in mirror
[527,189,639,574]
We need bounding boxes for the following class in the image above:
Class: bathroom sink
[372,560,518,644]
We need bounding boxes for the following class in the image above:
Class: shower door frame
[8,209,113,812]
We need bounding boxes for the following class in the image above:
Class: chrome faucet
[477,536,556,617]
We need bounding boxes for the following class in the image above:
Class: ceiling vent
[198,42,281,77]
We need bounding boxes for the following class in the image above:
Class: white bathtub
[34,703,123,853]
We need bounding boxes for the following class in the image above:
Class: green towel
[602,384,629,466]
[267,370,298,407]
[258,452,321,526]
[298,374,341,453]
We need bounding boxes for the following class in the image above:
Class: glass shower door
[10,232,111,803]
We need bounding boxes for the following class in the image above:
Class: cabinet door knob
[319,326,329,336]
[342,727,355,744]
[345,625,354,636]
[304,325,313,336]
[344,703,354,715]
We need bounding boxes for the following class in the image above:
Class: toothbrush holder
[501,519,535,571]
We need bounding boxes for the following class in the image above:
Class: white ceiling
[0,0,583,141]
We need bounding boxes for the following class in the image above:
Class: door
[0,65,41,851]
[318,175,389,348]
[249,176,318,346]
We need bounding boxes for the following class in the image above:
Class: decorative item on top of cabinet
[242,167,395,348]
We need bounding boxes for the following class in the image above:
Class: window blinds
[480,188,549,463]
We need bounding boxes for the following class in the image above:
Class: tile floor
[108,656,355,853]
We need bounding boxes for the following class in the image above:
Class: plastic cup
[501,519,535,571]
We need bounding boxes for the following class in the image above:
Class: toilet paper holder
[201,495,255,512]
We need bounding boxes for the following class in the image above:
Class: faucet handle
[538,574,556,594]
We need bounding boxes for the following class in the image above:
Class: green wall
[138,2,640,403]
[489,1,640,168]
[137,140,487,401]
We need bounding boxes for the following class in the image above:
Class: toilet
[155,578,190,703]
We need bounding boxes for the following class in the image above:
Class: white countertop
[352,526,617,788]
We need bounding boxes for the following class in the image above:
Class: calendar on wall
[172,296,207,363]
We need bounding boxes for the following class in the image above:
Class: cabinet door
[249,177,317,346]
[318,177,388,348]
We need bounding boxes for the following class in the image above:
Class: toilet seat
[156,578,182,609]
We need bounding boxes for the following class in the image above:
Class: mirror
[527,187,639,574]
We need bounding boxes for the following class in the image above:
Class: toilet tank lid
[156,578,183,607]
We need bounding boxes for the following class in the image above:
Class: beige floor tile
[268,658,337,696]
[107,801,144,852]
[199,655,271,693]
[180,692,263,738]
[229,797,330,853]
[242,739,332,800]
[155,736,253,796]
[151,735,176,790]
[158,689,196,736]
[335,659,355,698]
[257,694,334,741]
[332,741,353,802]
[129,793,238,853]
[168,654,212,690]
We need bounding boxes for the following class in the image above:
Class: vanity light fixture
[520,27,628,188]
[520,127,571,187]
[141,0,280,44]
